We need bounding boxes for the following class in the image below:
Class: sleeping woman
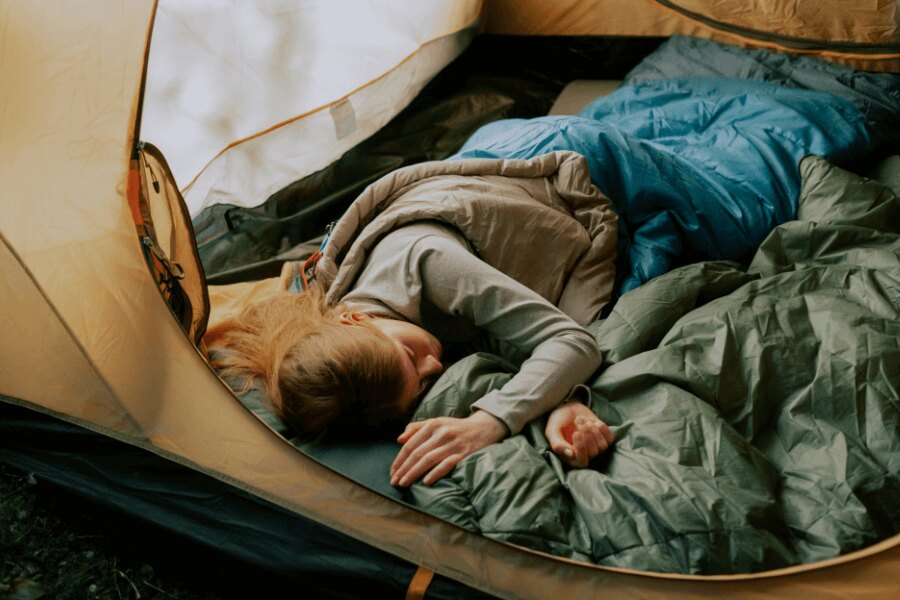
[205,73,875,490]
[205,151,618,488]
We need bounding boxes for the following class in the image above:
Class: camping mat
[192,36,664,284]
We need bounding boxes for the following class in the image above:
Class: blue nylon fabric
[452,77,872,293]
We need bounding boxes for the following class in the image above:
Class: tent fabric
[481,0,900,72]
[142,0,482,216]
[3,1,900,598]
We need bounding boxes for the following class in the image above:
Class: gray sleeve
[417,239,602,434]
[344,225,601,435]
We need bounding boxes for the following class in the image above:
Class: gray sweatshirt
[341,221,602,434]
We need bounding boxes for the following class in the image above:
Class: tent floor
[0,399,494,599]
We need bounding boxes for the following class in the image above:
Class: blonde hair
[205,287,407,439]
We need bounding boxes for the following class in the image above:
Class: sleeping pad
[452,76,874,294]
[406,155,900,574]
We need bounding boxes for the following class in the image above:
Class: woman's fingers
[546,404,611,467]
[595,422,610,452]
[600,421,614,445]
[545,418,575,459]
[422,454,464,486]
[391,412,507,487]
[576,424,599,459]
[569,431,588,468]
[391,420,437,479]
[397,420,427,444]
[391,422,442,480]
[395,445,452,487]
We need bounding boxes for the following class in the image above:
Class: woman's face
[368,318,443,413]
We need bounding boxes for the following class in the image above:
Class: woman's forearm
[471,330,601,434]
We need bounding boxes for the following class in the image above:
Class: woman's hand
[390,411,508,487]
[545,401,614,468]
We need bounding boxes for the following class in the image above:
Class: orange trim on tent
[126,159,144,228]
[405,566,434,600]
[131,0,159,159]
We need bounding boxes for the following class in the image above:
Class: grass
[0,468,229,600]
[0,467,402,600]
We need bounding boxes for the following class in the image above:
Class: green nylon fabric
[408,155,900,574]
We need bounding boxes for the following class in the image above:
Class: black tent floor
[0,400,494,600]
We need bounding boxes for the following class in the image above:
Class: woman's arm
[367,225,606,486]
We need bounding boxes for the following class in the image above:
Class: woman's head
[272,317,412,438]
[205,290,441,440]
[366,316,443,414]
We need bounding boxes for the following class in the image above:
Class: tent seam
[0,231,145,436]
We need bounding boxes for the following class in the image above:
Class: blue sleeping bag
[452,77,872,293]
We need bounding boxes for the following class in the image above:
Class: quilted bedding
[407,155,900,573]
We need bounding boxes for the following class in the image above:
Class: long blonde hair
[205,287,407,439]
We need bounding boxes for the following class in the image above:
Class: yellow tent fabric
[482,0,900,72]
[1,1,898,598]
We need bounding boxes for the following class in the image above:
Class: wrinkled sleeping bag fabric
[625,36,900,155]
[453,76,873,294]
[406,155,900,574]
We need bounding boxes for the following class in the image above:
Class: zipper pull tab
[319,220,337,251]
[137,141,160,192]
[146,158,160,193]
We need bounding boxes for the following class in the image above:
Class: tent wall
[3,1,900,598]
[481,0,900,72]
[0,239,140,436]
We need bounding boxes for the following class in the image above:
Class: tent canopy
[1,1,898,598]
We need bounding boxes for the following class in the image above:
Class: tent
[1,1,898,598]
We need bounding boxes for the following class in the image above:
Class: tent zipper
[142,148,161,192]
[142,236,185,280]
[653,0,900,54]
